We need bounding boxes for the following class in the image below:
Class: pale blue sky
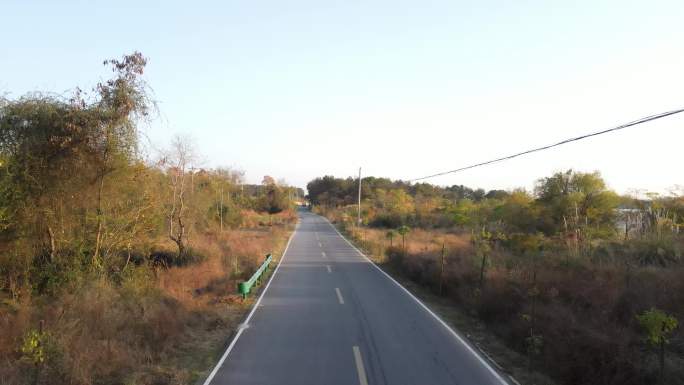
[2,1,683,193]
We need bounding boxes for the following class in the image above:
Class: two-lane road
[205,210,508,385]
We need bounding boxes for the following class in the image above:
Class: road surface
[204,210,508,385]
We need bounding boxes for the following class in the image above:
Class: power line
[409,107,684,182]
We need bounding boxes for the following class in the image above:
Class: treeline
[0,53,297,384]
[307,175,499,209]
[308,172,683,264]
[309,172,683,385]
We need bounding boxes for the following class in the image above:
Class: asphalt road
[205,210,508,385]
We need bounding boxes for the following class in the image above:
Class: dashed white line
[318,242,322,248]
[352,346,369,385]
[335,288,345,304]
[322,251,327,258]
[326,265,332,273]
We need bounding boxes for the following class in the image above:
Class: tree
[473,228,492,289]
[91,52,151,266]
[213,167,242,231]
[164,136,197,258]
[385,229,396,247]
[397,225,410,254]
[262,175,276,186]
[259,178,289,216]
[535,170,618,238]
[449,198,476,228]
[0,95,94,263]
[387,189,414,217]
[494,189,538,233]
[306,175,354,207]
[0,52,152,271]
[636,308,678,384]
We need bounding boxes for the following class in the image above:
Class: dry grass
[347,226,471,262]
[0,213,295,385]
[337,222,684,385]
[158,225,290,309]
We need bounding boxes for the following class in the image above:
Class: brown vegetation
[0,53,300,385]
[312,171,683,385]
[338,225,684,385]
[0,215,294,385]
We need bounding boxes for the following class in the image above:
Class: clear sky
[2,1,683,194]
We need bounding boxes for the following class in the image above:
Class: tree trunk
[171,214,186,258]
[220,186,224,232]
[93,173,105,266]
[172,235,185,257]
[479,254,487,289]
[439,243,446,296]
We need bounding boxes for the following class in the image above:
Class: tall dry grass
[0,213,295,385]
[340,224,684,385]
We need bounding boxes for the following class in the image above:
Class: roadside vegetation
[308,173,683,385]
[0,53,299,385]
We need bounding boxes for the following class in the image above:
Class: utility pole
[357,167,362,227]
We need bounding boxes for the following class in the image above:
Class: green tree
[0,95,93,263]
[494,189,538,233]
[259,179,289,216]
[0,52,154,294]
[385,229,396,247]
[397,225,410,253]
[636,308,678,383]
[535,170,619,237]
[448,198,476,228]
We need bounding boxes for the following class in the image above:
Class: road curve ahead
[205,210,508,385]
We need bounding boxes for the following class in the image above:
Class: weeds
[0,218,294,385]
[338,224,684,385]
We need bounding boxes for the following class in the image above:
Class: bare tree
[164,135,197,257]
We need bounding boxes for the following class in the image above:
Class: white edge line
[323,217,509,385]
[201,221,299,385]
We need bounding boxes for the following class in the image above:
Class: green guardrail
[238,253,273,299]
